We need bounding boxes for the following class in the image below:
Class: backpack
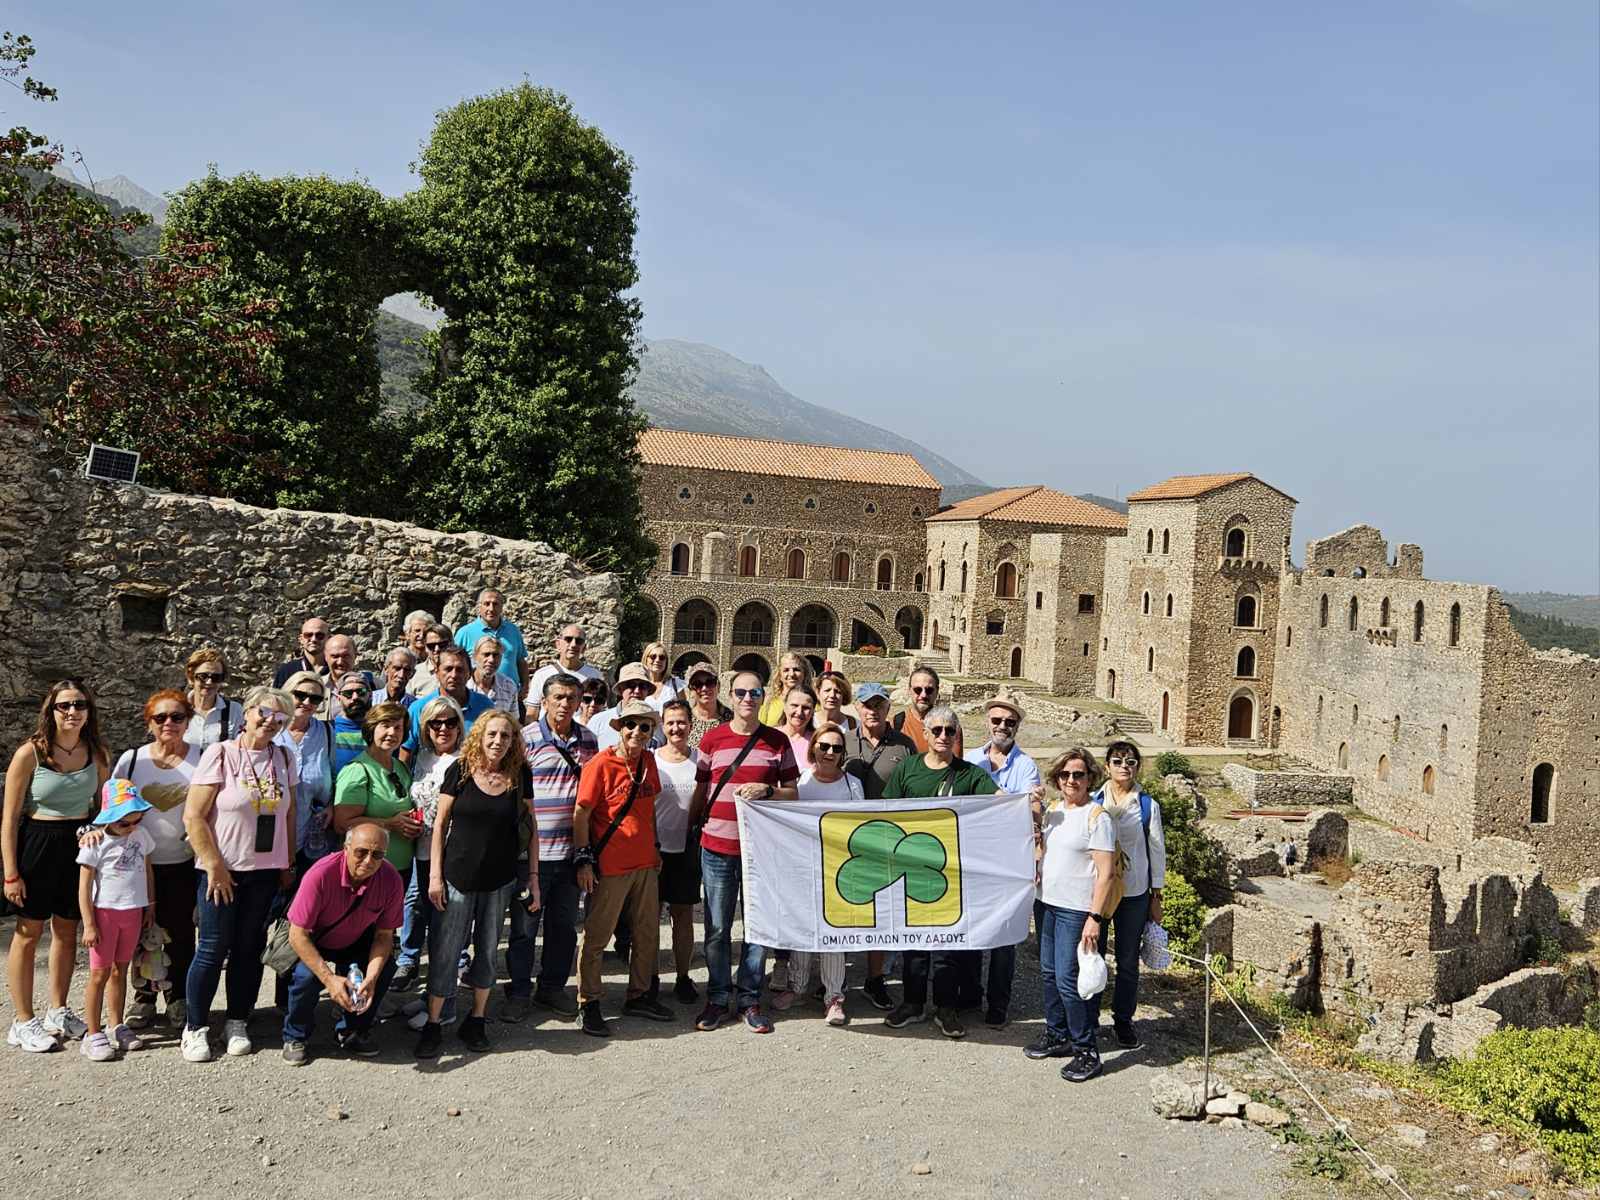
[1088,789,1153,919]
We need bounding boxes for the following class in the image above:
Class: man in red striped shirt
[689,670,798,1033]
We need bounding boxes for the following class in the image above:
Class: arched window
[1352,703,1359,726]
[1236,646,1255,677]
[732,601,775,646]
[1440,723,1448,750]
[1145,529,1154,553]
[913,570,924,593]
[1146,646,1154,672]
[1008,646,1023,678]
[673,599,718,645]
[1337,742,1349,769]
[1380,597,1391,627]
[1142,591,1151,615]
[1530,763,1554,824]
[1316,695,1324,720]
[1377,754,1390,782]
[938,561,946,591]
[1160,692,1170,730]
[1391,715,1400,742]
[832,551,851,583]
[1421,765,1436,795]
[1165,594,1174,618]
[1413,601,1425,642]
[995,562,1018,599]
[1162,529,1170,554]
[1225,526,1247,557]
[738,545,757,577]
[1347,596,1359,631]
[1236,593,1258,628]
[786,548,806,580]
[1319,595,1329,627]
[877,557,894,590]
[1106,669,1116,698]
[1449,603,1461,647]
[959,562,968,593]
[670,543,690,576]
[1285,625,1293,647]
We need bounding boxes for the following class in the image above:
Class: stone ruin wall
[0,410,622,751]
[1023,529,1114,695]
[1303,523,1424,580]
[1220,763,1353,808]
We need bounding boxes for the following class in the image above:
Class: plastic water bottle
[347,963,368,1013]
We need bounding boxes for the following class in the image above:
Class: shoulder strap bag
[589,759,647,876]
[687,730,763,847]
[261,885,365,974]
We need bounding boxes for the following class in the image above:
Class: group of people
[2,588,1167,1084]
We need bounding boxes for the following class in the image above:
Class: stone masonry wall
[0,412,621,751]
[1024,529,1114,694]
[1303,524,1424,580]
[1221,763,1353,808]
[924,517,977,672]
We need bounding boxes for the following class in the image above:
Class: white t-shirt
[797,769,864,805]
[409,749,458,862]
[527,662,603,705]
[111,744,201,865]
[76,826,156,910]
[645,678,686,712]
[654,754,699,855]
[1039,802,1117,912]
[185,696,244,750]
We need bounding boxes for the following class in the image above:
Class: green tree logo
[834,819,950,906]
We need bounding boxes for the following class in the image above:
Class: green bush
[1149,781,1228,900]
[1161,872,1206,955]
[1151,751,1196,780]
[1441,1027,1600,1183]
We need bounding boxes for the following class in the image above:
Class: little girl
[76,780,155,1061]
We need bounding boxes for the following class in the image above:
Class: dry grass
[1309,854,1354,887]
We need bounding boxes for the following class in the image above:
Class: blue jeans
[1100,890,1151,1026]
[186,868,281,1030]
[427,882,512,1000]
[1039,904,1098,1053]
[396,858,430,971]
[281,927,397,1043]
[505,858,580,997]
[701,847,765,1010]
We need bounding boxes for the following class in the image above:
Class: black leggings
[134,862,199,1001]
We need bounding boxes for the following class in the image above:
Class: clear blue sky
[16,1,1599,592]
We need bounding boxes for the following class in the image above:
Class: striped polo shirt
[694,723,799,856]
[521,716,598,861]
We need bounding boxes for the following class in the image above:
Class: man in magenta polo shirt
[280,822,404,1064]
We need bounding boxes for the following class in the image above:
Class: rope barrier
[1172,948,1417,1200]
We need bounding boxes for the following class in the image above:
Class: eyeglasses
[151,711,187,725]
[560,635,586,645]
[194,672,227,685]
[928,725,958,738]
[911,686,936,696]
[814,742,845,756]
[732,687,765,700]
[425,717,461,731]
[1057,770,1089,782]
[256,707,288,725]
[291,690,324,706]
[52,699,90,713]
[348,847,384,861]
[301,631,328,641]
[618,719,653,732]
[1107,756,1139,768]
[988,717,1019,729]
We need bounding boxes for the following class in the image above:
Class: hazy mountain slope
[87,174,168,223]
[1502,593,1600,629]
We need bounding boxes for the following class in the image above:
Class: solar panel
[84,444,141,485]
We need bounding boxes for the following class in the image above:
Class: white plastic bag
[1141,921,1172,970]
[1077,943,1108,999]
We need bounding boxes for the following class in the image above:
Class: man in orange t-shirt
[894,665,964,756]
[572,700,672,1036]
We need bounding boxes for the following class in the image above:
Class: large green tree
[400,83,653,582]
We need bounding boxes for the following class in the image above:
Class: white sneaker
[42,1005,87,1040]
[80,1030,115,1062]
[7,1016,61,1053]
[224,1019,252,1056]
[125,998,157,1029]
[826,997,848,1027]
[180,1026,213,1063]
[111,1023,145,1052]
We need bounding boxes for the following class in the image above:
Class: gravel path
[1,922,1290,1199]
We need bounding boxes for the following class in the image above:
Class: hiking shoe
[1060,1051,1103,1083]
[500,994,531,1024]
[580,1001,611,1038]
[1113,1020,1141,1049]
[532,987,579,1017]
[180,1026,213,1062]
[1023,1032,1072,1059]
[337,1029,380,1057]
[282,1040,308,1066]
[862,976,894,1011]
[110,1023,144,1052]
[457,1015,490,1052]
[770,989,798,1012]
[740,1005,773,1034]
[80,1030,115,1061]
[43,1005,87,1041]
[984,1007,1009,1029]
[391,965,418,992]
[223,1019,252,1056]
[934,1007,966,1039]
[125,998,157,1029]
[414,1021,442,1058]
[673,975,699,1004]
[825,997,848,1027]
[695,1002,733,1032]
[8,1016,60,1053]
[884,1003,926,1029]
[622,995,674,1023]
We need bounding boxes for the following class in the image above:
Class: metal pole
[1202,938,1212,1103]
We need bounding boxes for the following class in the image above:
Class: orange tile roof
[926,485,1127,531]
[638,427,941,490]
[1125,473,1296,503]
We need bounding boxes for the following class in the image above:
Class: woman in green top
[332,703,418,872]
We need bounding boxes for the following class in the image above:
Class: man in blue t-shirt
[453,588,527,696]
[399,646,493,760]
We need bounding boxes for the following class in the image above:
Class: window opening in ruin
[1235,593,1257,628]
[1145,529,1154,553]
[1449,603,1461,647]
[1352,703,1359,726]
[670,544,690,576]
[1285,625,1293,647]
[1351,566,1367,579]
[1439,723,1448,750]
[1236,646,1255,677]
[1391,715,1400,741]
[732,602,775,646]
[1225,526,1247,557]
[1102,636,1107,650]
[803,497,817,510]
[738,546,757,577]
[1009,647,1023,677]
[894,605,923,650]
[1421,764,1436,795]
[995,562,1018,598]
[1337,742,1349,769]
[1035,591,1043,610]
[912,507,923,518]
[959,562,968,593]
[938,561,946,590]
[398,589,448,623]
[876,557,893,590]
[1530,762,1554,824]
[985,609,1005,635]
[1082,642,1089,656]
[787,548,806,579]
[832,552,851,583]
[1162,529,1170,554]
[1165,594,1174,618]
[1106,669,1116,698]
[677,487,691,500]
[789,604,836,649]
[742,493,754,505]
[1380,597,1391,627]
[1319,595,1329,627]
[865,502,876,514]
[1146,646,1154,672]
[1227,693,1255,739]
[1377,754,1390,782]
[1078,593,1095,614]
[673,600,717,645]
[1414,601,1425,642]
[1160,692,1170,730]
[1271,706,1282,747]
[1347,596,1359,631]
[119,592,169,634]
[1141,591,1151,615]
[914,571,924,593]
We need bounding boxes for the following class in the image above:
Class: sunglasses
[618,718,653,732]
[151,711,188,725]
[291,690,324,706]
[989,717,1019,728]
[928,725,958,738]
[340,687,371,699]
[52,699,90,713]
[348,846,384,861]
[911,686,936,696]
[732,687,765,700]
[1107,757,1140,768]
[560,635,587,645]
[256,707,288,725]
[814,742,845,755]
[301,631,328,641]
[195,672,227,685]
[1057,769,1089,782]
[691,678,717,688]
[425,640,447,651]
[426,717,461,731]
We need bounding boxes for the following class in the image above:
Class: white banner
[737,793,1035,953]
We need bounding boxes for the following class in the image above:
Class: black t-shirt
[440,760,532,893]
